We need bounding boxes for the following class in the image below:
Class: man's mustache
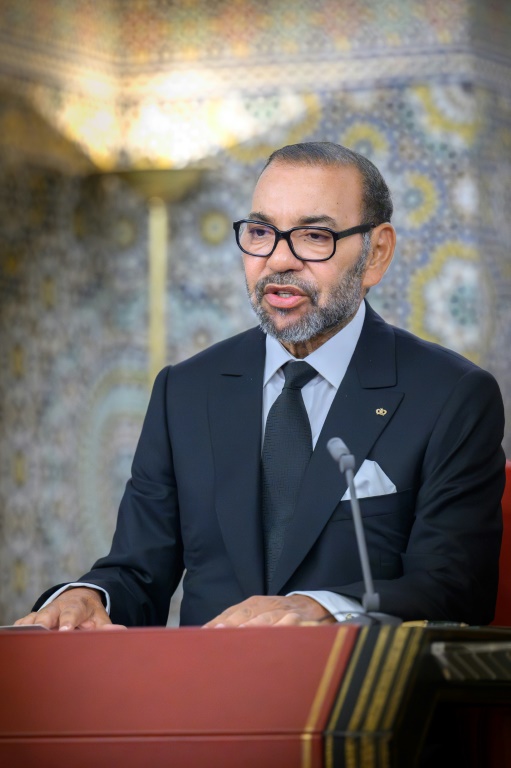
[254,273,319,305]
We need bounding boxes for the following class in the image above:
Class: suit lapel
[209,328,266,597]
[269,304,405,594]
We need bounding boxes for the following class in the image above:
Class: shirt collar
[263,300,366,388]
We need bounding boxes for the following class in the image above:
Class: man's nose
[265,235,304,271]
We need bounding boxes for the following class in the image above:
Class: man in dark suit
[16,142,505,630]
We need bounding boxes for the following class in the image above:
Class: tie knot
[282,361,316,390]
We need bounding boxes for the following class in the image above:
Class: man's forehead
[251,161,364,217]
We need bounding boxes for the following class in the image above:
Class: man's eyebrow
[247,212,338,227]
[297,214,338,227]
[247,211,273,223]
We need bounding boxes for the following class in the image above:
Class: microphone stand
[327,438,402,627]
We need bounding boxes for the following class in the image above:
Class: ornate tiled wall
[1,0,510,624]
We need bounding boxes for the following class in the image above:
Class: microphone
[327,437,401,626]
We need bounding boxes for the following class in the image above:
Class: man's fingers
[272,612,303,626]
[78,618,125,631]
[97,623,128,631]
[14,611,49,627]
[14,603,63,630]
[57,592,111,631]
[57,597,96,630]
[239,611,306,627]
[13,588,112,631]
[205,595,334,628]
[240,610,300,627]
[13,612,38,625]
[210,609,313,627]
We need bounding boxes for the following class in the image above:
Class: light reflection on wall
[25,63,315,171]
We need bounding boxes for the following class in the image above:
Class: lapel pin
[376,408,387,416]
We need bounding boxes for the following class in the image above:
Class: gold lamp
[114,169,203,387]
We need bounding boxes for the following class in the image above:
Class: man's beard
[247,237,370,344]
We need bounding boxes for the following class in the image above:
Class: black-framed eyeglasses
[233,219,375,262]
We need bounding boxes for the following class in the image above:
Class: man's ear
[362,223,396,290]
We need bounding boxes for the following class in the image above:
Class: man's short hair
[263,141,393,226]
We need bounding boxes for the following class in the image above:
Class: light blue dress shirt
[264,302,366,620]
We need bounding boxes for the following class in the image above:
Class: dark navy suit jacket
[36,303,505,625]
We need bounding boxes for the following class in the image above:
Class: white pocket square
[341,460,396,501]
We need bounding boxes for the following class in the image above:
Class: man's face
[243,161,374,354]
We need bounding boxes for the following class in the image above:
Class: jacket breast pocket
[326,488,416,579]
[329,488,415,522]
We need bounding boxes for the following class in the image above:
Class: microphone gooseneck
[327,437,401,625]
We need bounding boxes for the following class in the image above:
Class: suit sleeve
[338,367,506,624]
[34,367,185,626]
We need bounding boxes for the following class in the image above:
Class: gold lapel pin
[376,408,387,416]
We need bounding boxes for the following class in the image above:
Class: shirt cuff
[39,583,111,615]
[288,590,363,621]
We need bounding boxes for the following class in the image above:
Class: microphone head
[326,437,350,462]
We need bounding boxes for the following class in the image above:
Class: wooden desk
[1,624,510,767]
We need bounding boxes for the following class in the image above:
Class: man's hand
[14,587,126,631]
[204,594,335,628]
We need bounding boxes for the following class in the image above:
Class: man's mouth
[263,283,308,309]
[264,284,304,296]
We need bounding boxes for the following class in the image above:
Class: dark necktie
[262,361,317,589]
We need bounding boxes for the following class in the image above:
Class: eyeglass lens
[238,221,334,260]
